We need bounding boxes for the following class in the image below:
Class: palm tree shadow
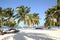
[13,32,55,40]
[13,32,26,40]
[25,33,55,40]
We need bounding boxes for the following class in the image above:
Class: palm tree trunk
[57,0,60,6]
[0,26,3,35]
[50,20,52,26]
[57,17,60,26]
[27,20,31,29]
[53,22,55,26]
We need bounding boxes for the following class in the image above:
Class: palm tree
[51,0,60,26]
[4,8,14,18]
[15,5,30,24]
[25,13,39,28]
[25,15,31,27]
[5,18,17,31]
[56,0,60,26]
[0,7,6,35]
[4,8,17,30]
[44,19,49,27]
[31,13,39,25]
[57,0,60,6]
[45,6,57,27]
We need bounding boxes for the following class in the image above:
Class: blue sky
[0,0,57,26]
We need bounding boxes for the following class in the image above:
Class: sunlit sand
[0,29,60,40]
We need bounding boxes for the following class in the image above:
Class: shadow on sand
[13,32,55,40]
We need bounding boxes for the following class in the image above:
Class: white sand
[0,29,60,40]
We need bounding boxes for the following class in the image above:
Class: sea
[2,26,37,30]
[2,26,60,30]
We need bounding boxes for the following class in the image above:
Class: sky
[0,0,57,26]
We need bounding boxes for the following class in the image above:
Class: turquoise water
[47,26,60,29]
[2,26,37,30]
[2,26,60,30]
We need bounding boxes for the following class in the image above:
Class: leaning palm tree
[4,8,17,30]
[5,18,17,31]
[15,5,30,24]
[0,7,3,31]
[0,7,6,35]
[4,8,14,19]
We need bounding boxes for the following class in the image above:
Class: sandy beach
[0,29,60,40]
